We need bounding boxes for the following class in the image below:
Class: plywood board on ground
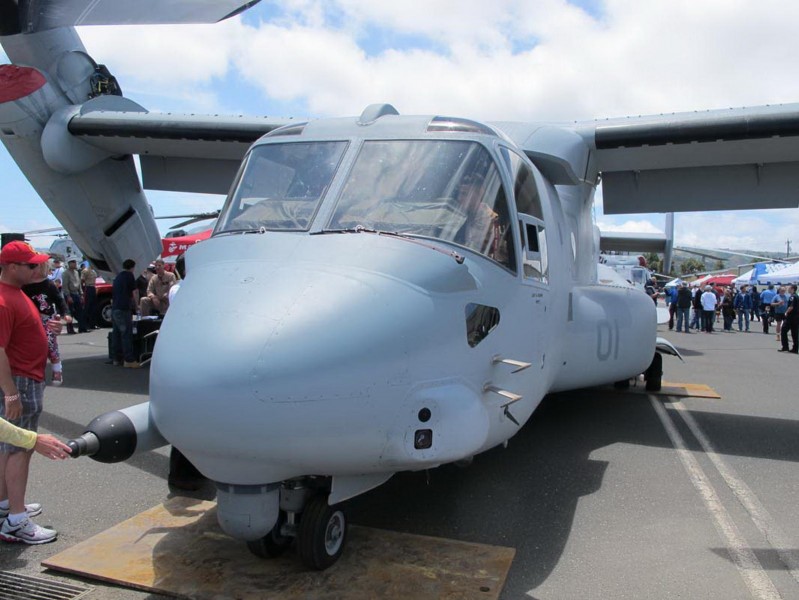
[43,496,515,599]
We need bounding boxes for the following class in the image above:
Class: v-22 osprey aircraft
[3,0,799,570]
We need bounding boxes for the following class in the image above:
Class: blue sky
[1,0,798,254]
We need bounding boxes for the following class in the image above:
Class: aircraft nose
[149,255,460,482]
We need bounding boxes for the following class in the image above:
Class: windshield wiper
[312,225,402,236]
[312,225,464,264]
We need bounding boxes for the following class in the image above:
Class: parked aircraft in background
[3,1,799,570]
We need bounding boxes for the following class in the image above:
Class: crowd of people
[650,277,799,353]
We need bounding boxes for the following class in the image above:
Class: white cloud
[596,219,664,234]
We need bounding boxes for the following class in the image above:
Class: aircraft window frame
[500,146,549,284]
[215,140,349,233]
[518,213,549,283]
[326,138,517,274]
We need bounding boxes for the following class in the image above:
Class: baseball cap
[0,241,50,265]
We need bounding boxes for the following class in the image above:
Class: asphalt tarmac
[1,320,797,599]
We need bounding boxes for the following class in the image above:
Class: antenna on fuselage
[357,104,399,126]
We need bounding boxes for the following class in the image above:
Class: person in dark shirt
[22,262,69,385]
[110,259,139,368]
[645,277,659,305]
[779,284,799,353]
[135,265,155,304]
[675,282,693,333]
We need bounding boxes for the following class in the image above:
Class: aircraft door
[503,147,551,393]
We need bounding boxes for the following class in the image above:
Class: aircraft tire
[297,494,348,570]
[246,511,292,558]
[644,352,663,391]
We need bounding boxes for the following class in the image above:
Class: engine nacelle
[0,29,161,273]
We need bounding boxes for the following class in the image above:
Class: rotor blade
[169,212,220,229]
[23,226,67,235]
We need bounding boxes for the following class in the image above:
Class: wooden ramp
[43,496,515,599]
[642,381,721,399]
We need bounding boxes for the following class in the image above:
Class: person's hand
[65,315,73,324]
[4,395,21,421]
[33,434,72,460]
[47,317,63,335]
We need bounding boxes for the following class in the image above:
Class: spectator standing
[721,289,735,332]
[22,262,69,386]
[81,263,99,330]
[779,284,798,353]
[690,286,702,329]
[0,241,63,544]
[675,282,692,333]
[666,285,678,330]
[110,259,140,369]
[61,259,87,333]
[750,286,760,322]
[760,284,777,334]
[48,259,63,286]
[733,285,752,332]
[771,286,789,342]
[700,285,717,333]
[645,277,659,305]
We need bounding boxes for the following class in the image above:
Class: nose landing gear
[246,485,349,571]
[297,495,348,570]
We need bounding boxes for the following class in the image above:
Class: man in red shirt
[0,241,62,544]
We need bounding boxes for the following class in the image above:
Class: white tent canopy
[733,262,792,285]
[756,261,799,285]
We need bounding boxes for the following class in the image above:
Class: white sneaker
[0,502,42,519]
[0,517,57,544]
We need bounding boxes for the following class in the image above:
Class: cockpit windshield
[216,141,347,232]
[328,140,515,270]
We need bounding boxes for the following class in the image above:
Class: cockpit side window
[503,148,548,283]
[328,140,516,272]
[216,141,347,232]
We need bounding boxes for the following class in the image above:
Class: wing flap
[69,109,294,194]
[599,232,667,253]
[579,103,799,214]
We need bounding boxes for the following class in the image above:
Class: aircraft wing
[575,103,799,214]
[66,101,295,194]
[599,231,667,254]
[0,0,262,34]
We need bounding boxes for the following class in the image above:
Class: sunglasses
[13,262,39,270]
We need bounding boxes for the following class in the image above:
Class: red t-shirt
[0,282,47,382]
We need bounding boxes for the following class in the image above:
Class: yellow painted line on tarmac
[622,381,721,399]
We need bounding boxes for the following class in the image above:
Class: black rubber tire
[297,495,347,570]
[644,352,663,391]
[247,513,292,558]
[96,297,112,328]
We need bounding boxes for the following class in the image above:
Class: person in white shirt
[700,285,718,333]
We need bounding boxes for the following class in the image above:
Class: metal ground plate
[42,496,515,599]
